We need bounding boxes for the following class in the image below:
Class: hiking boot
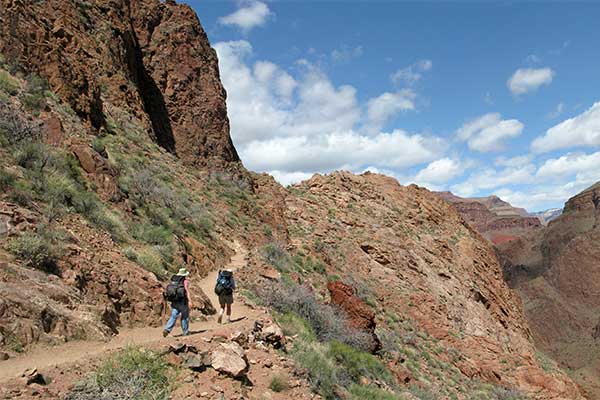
[226,317,231,324]
[217,313,223,324]
[162,330,169,338]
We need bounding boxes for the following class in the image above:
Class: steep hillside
[437,192,542,244]
[241,173,582,399]
[498,182,600,398]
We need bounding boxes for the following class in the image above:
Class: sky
[188,0,600,212]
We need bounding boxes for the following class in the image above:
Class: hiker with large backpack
[162,268,192,337]
[214,269,236,324]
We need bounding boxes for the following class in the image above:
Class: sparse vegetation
[6,227,65,274]
[269,375,289,392]
[258,281,371,350]
[20,74,48,114]
[65,346,173,400]
[0,69,19,95]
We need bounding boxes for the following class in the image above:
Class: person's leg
[180,304,190,336]
[163,307,180,336]
[217,295,225,323]
[225,303,232,323]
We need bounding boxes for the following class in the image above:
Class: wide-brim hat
[176,268,190,276]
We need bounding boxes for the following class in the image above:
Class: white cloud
[330,46,363,63]
[546,102,565,119]
[269,170,314,186]
[532,102,600,153]
[495,154,533,168]
[366,90,416,130]
[241,130,444,172]
[214,40,445,185]
[390,59,433,86]
[414,158,463,184]
[536,151,600,179]
[456,113,524,152]
[218,1,273,32]
[526,54,542,64]
[451,165,536,197]
[507,67,554,95]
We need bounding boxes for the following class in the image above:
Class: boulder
[210,342,248,377]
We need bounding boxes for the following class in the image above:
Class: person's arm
[185,279,192,308]
[231,276,236,291]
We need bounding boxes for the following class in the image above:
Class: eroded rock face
[327,280,381,353]
[499,182,600,397]
[437,191,542,244]
[0,0,240,170]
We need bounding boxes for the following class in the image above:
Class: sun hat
[176,268,190,276]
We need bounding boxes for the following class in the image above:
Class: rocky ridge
[437,191,542,244]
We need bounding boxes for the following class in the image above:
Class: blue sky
[188,0,600,212]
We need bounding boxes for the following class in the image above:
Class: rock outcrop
[0,0,240,169]
[270,172,581,399]
[498,182,600,398]
[437,191,542,244]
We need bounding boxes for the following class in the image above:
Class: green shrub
[327,341,393,386]
[65,346,172,400]
[91,137,106,154]
[348,385,398,400]
[269,375,289,392]
[0,70,19,95]
[123,246,138,261]
[0,168,16,191]
[132,223,172,246]
[136,246,167,279]
[293,341,338,399]
[262,242,291,272]
[20,74,48,114]
[7,229,63,274]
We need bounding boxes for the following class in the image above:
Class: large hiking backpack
[214,271,233,296]
[164,275,186,302]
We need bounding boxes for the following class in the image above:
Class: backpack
[164,275,186,302]
[214,271,233,296]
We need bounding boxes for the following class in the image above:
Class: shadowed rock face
[0,0,240,169]
[498,182,600,398]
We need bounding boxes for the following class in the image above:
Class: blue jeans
[164,303,189,335]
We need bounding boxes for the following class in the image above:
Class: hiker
[163,268,192,337]
[215,269,236,324]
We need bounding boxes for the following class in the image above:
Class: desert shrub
[65,346,172,400]
[293,341,338,399]
[133,223,172,246]
[119,168,213,241]
[258,281,371,350]
[91,137,106,155]
[0,69,19,95]
[20,74,48,114]
[7,228,63,274]
[269,375,289,392]
[123,246,138,261]
[135,246,167,279]
[492,387,528,400]
[15,141,49,169]
[327,341,393,387]
[348,385,398,400]
[262,242,292,272]
[0,101,40,145]
[0,168,16,191]
[409,385,438,400]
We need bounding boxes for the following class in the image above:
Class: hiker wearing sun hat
[162,268,192,337]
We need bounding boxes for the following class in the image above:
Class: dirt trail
[0,241,260,383]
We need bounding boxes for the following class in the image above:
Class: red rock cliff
[0,0,240,169]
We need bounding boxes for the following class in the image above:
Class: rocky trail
[0,242,262,384]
